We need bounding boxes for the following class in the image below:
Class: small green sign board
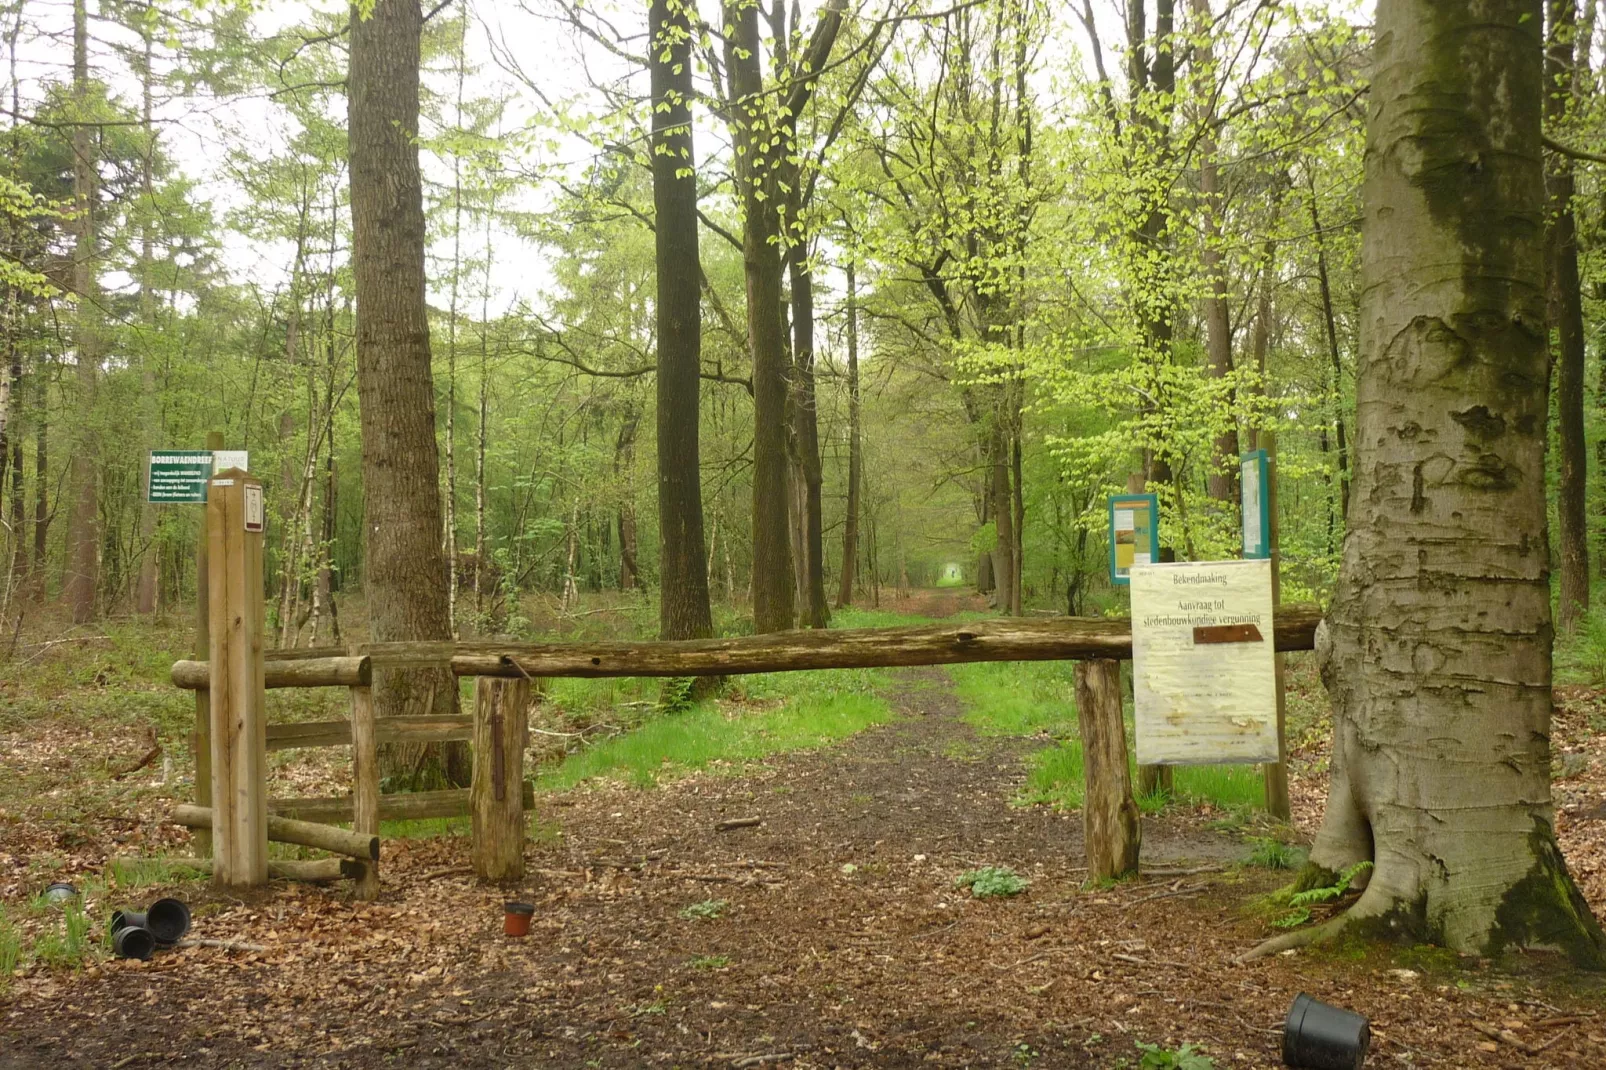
[1108,492,1159,587]
[148,450,218,504]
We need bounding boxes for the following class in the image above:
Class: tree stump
[1075,659,1140,881]
[471,677,530,881]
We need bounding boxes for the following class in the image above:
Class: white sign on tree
[1130,559,1279,765]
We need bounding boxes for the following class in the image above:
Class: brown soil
[4,666,1605,1068]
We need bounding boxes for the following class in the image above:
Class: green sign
[1240,450,1270,560]
[1108,492,1159,586]
[147,450,217,504]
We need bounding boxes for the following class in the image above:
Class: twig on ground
[1112,952,1192,970]
[420,865,474,880]
[715,817,763,832]
[112,744,163,780]
[731,1054,793,1068]
[1470,1021,1536,1055]
[178,938,270,953]
[1123,884,1205,908]
[1140,865,1223,878]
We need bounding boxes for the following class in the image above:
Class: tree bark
[725,0,795,633]
[1192,0,1238,505]
[1308,177,1351,519]
[788,244,829,629]
[133,27,160,616]
[1283,0,1604,965]
[1546,0,1589,632]
[837,260,861,609]
[348,0,466,788]
[651,0,714,642]
[63,0,99,623]
[614,403,640,590]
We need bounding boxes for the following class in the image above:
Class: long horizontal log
[267,784,532,824]
[170,656,371,691]
[110,854,367,884]
[359,605,1323,679]
[265,646,349,662]
[264,715,474,752]
[172,804,379,861]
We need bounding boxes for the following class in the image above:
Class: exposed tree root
[1237,912,1355,963]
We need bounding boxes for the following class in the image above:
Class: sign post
[206,467,268,889]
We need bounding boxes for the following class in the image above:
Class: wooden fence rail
[353,604,1320,678]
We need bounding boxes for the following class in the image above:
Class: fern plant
[1273,860,1373,928]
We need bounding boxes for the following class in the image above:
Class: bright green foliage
[1243,837,1303,871]
[955,866,1028,899]
[1270,861,1374,928]
[679,899,728,921]
[1136,1041,1215,1070]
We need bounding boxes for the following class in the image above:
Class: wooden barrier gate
[167,471,1323,894]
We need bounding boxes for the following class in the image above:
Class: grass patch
[947,660,1079,738]
[0,908,21,988]
[1242,836,1303,870]
[30,900,96,970]
[689,954,730,970]
[536,669,894,792]
[107,855,210,890]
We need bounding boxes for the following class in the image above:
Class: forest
[2,0,1606,1067]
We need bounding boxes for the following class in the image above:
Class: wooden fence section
[354,604,1323,678]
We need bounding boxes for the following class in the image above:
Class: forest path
[5,668,1601,1068]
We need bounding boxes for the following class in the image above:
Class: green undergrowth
[536,667,896,792]
[947,660,1267,814]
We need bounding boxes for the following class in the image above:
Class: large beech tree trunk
[348,0,466,787]
[1545,0,1588,632]
[651,0,714,643]
[1273,0,1603,965]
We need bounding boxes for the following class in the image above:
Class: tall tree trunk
[988,427,1015,614]
[788,244,829,629]
[651,0,714,642]
[1546,0,1589,632]
[133,27,160,616]
[29,348,45,598]
[837,260,861,609]
[725,0,794,632]
[64,0,100,623]
[348,0,466,787]
[1192,0,1238,505]
[614,404,640,590]
[443,13,467,638]
[1308,176,1351,519]
[1275,0,1604,965]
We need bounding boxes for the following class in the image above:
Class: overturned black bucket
[144,899,191,945]
[110,909,146,935]
[1283,993,1370,1069]
[111,925,156,961]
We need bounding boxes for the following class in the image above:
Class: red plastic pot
[504,902,534,937]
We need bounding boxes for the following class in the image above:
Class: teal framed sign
[1240,449,1270,559]
[1108,492,1159,586]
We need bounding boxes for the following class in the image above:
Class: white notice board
[1131,559,1278,765]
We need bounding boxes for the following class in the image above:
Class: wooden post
[1075,659,1141,880]
[206,466,268,889]
[192,429,223,857]
[1260,432,1292,820]
[1126,472,1172,800]
[350,684,380,899]
[471,676,530,881]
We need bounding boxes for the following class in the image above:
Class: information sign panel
[147,451,215,503]
[1108,492,1159,586]
[1240,449,1270,560]
[1131,558,1279,765]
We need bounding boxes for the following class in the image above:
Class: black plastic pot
[111,925,156,961]
[144,898,191,945]
[1282,993,1370,1070]
[110,909,146,935]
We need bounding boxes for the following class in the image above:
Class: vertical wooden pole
[350,684,380,900]
[1127,472,1172,800]
[1260,432,1292,819]
[1076,658,1141,880]
[472,675,529,881]
[207,466,267,889]
[192,429,223,857]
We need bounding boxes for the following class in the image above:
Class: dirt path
[4,669,1603,1068]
